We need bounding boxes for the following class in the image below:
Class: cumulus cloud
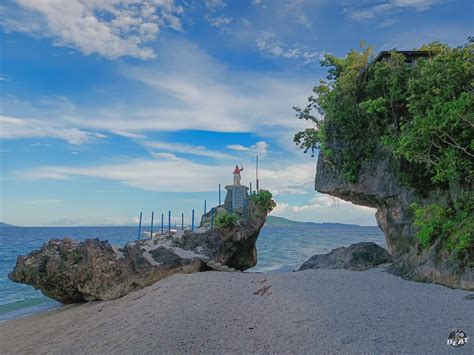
[1,0,184,59]
[227,141,268,157]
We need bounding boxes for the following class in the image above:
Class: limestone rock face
[298,242,392,271]
[9,238,202,304]
[315,153,417,256]
[9,186,268,303]
[178,198,267,271]
[314,150,473,290]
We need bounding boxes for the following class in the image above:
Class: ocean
[0,224,385,322]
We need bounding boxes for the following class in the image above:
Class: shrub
[215,211,239,229]
[411,201,473,255]
[250,189,277,213]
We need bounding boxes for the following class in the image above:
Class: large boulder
[9,238,202,304]
[179,200,267,270]
[9,187,268,303]
[298,242,392,271]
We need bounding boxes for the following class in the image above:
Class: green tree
[250,190,277,213]
[294,39,474,256]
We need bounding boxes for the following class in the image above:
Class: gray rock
[8,238,202,304]
[175,198,267,271]
[9,186,268,303]
[298,242,392,271]
[314,148,473,290]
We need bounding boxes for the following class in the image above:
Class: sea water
[0,225,384,322]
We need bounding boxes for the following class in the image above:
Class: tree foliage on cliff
[294,39,473,185]
[250,190,277,213]
[294,39,473,257]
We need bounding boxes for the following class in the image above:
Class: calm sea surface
[0,225,384,322]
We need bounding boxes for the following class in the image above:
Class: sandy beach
[1,267,473,354]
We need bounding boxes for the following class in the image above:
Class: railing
[136,182,258,239]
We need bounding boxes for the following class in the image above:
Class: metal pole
[137,212,142,240]
[256,155,259,193]
[219,184,221,205]
[161,213,164,233]
[182,213,184,230]
[204,200,207,215]
[250,182,252,194]
[150,211,154,237]
[168,210,171,231]
[192,209,195,231]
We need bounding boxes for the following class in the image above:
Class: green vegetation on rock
[294,39,473,259]
[215,211,239,229]
[249,190,277,213]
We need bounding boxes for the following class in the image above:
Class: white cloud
[0,41,314,154]
[206,16,233,27]
[271,194,377,226]
[0,115,105,145]
[17,156,316,195]
[64,40,313,137]
[1,41,313,147]
[344,0,441,21]
[1,0,184,59]
[256,31,320,64]
[297,14,312,28]
[227,141,268,157]
[251,0,266,8]
[204,0,226,11]
[144,141,235,160]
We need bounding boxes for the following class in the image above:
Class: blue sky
[0,0,472,226]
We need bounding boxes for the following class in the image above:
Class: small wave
[0,298,61,323]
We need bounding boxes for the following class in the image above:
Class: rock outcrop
[9,238,202,304]
[298,242,392,271]
[9,186,267,303]
[314,150,473,290]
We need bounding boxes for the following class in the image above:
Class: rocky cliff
[315,150,473,290]
[9,187,267,303]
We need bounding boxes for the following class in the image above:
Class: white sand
[1,268,473,354]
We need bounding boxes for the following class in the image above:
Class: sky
[0,0,472,227]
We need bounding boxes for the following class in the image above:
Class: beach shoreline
[1,267,472,354]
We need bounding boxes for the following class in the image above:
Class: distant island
[0,222,16,228]
[265,216,366,228]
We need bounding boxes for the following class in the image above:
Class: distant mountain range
[0,222,16,227]
[265,216,370,228]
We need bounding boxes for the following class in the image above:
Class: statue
[233,164,244,186]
